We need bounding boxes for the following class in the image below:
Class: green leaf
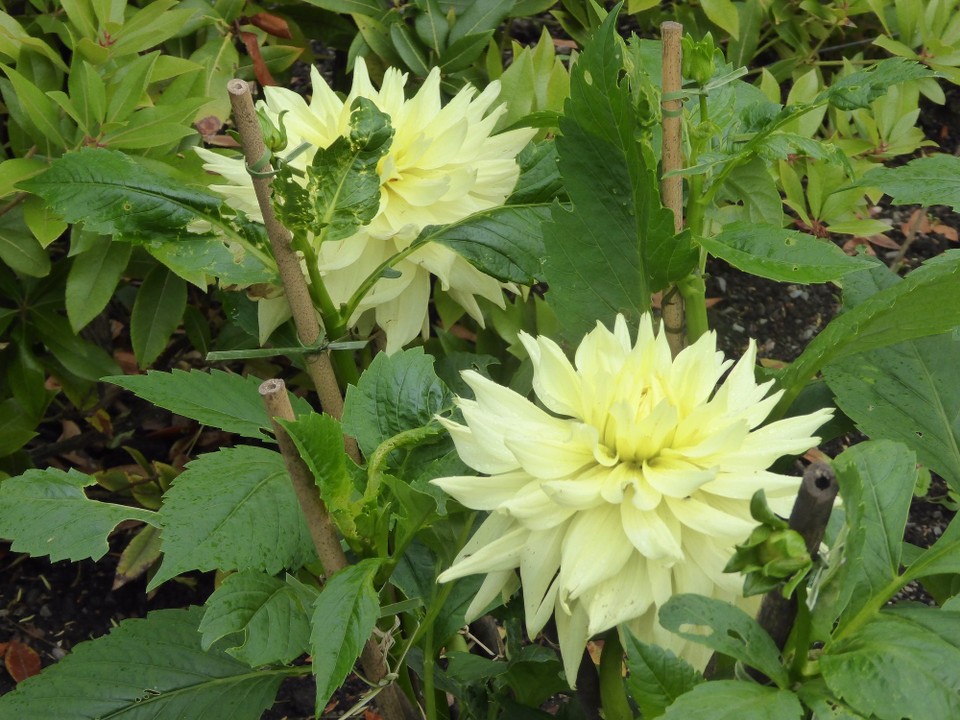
[0,607,284,720]
[821,608,960,720]
[699,223,874,283]
[661,681,803,720]
[23,194,68,247]
[439,31,494,73]
[701,0,740,39]
[32,309,121,381]
[0,63,69,148]
[105,52,158,123]
[542,9,695,344]
[658,594,788,688]
[796,679,870,720]
[390,22,431,76]
[200,570,318,666]
[131,265,187,367]
[623,630,703,719]
[508,140,563,205]
[105,369,313,440]
[279,412,359,542]
[818,58,933,111]
[146,235,275,288]
[343,347,453,458]
[902,514,960,582]
[818,441,917,631]
[778,254,960,399]
[447,0,512,45]
[275,97,392,244]
[856,154,960,212]
[0,468,156,563]
[66,236,130,331]
[18,148,223,239]
[149,447,316,590]
[311,559,381,712]
[824,332,960,491]
[0,398,39,456]
[299,0,386,12]
[414,204,551,285]
[114,523,163,589]
[0,204,50,277]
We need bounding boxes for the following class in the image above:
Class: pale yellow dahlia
[433,315,832,685]
[197,59,535,353]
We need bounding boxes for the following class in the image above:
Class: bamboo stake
[260,380,417,720]
[660,22,686,359]
[227,79,361,463]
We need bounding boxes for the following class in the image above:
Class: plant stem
[227,79,360,462]
[659,21,687,359]
[598,631,632,720]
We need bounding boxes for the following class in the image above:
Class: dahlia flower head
[433,314,832,685]
[197,59,535,353]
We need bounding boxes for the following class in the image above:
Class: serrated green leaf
[821,609,960,720]
[0,607,284,720]
[659,594,788,688]
[623,630,703,719]
[0,468,156,563]
[105,369,313,440]
[700,223,875,283]
[414,204,550,285]
[343,348,453,458]
[820,441,917,631]
[18,148,223,238]
[542,9,695,344]
[279,412,359,542]
[778,254,960,401]
[825,331,960,491]
[857,154,960,212]
[0,203,50,277]
[819,58,932,111]
[508,141,563,205]
[311,559,381,712]
[149,447,316,589]
[275,97,392,244]
[200,570,317,666]
[66,236,130,331]
[145,235,275,288]
[131,265,187,368]
[661,681,803,720]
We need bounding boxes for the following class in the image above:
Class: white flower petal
[464,569,519,623]
[559,504,633,600]
[620,501,684,563]
[520,527,565,635]
[431,471,535,510]
[555,600,591,688]
[438,523,527,581]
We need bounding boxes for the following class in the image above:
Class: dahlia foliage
[434,314,832,684]
[198,59,535,352]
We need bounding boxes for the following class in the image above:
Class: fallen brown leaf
[4,640,41,683]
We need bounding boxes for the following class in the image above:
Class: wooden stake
[227,79,360,463]
[660,22,686,359]
[260,379,417,720]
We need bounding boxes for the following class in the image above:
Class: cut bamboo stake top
[227,79,360,463]
[260,380,416,720]
[660,21,686,359]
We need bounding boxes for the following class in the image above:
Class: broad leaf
[856,154,960,211]
[0,607,285,720]
[343,348,453,458]
[131,265,187,368]
[902,514,960,582]
[105,369,313,440]
[699,223,874,283]
[821,608,960,720]
[310,559,381,712]
[796,679,870,720]
[778,254,960,400]
[623,630,703,719]
[200,571,318,667]
[149,447,316,589]
[415,204,551,285]
[661,681,803,720]
[825,331,960,492]
[542,10,695,344]
[66,235,131,332]
[0,468,156,562]
[0,205,49,277]
[658,594,788,688]
[279,412,359,541]
[18,148,223,238]
[817,441,917,631]
[818,58,933,111]
[275,97,391,243]
[146,235,275,288]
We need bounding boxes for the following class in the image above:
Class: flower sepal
[724,490,813,599]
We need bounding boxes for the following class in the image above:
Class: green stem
[788,586,811,681]
[342,243,421,323]
[598,630,632,720]
[831,576,904,643]
[424,619,437,720]
[679,271,708,343]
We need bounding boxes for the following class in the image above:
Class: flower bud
[681,32,716,86]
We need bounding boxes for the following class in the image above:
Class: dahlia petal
[665,494,755,538]
[559,504,633,600]
[555,600,591,688]
[519,333,583,418]
[464,569,519,623]
[520,527,564,635]
[501,482,576,530]
[437,416,519,475]
[438,524,527,581]
[620,502,684,563]
[582,554,654,635]
[431,471,535,510]
[642,456,717,498]
[700,469,802,500]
